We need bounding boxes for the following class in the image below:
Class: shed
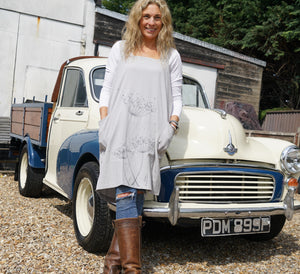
[93,8,266,114]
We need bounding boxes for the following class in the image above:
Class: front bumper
[142,186,300,225]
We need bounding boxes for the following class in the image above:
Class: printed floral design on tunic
[113,136,155,159]
[122,92,156,116]
[113,136,155,187]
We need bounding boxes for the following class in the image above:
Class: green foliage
[102,0,134,14]
[170,0,300,110]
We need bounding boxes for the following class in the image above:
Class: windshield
[91,67,105,101]
[91,67,208,109]
[182,77,208,108]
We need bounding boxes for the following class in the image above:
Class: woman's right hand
[100,106,108,120]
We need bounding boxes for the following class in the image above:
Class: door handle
[76,110,84,116]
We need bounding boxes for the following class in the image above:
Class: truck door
[44,68,89,197]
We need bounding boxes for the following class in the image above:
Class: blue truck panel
[56,130,99,198]
[159,166,284,203]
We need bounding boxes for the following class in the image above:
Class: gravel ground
[0,172,299,273]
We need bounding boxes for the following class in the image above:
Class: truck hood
[167,107,290,166]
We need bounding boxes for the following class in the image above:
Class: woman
[97,0,182,272]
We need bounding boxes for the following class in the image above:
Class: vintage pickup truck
[10,57,300,253]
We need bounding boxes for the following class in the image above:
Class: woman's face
[139,4,162,43]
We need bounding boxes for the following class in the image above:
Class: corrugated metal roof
[262,110,300,133]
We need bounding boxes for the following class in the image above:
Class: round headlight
[281,146,300,174]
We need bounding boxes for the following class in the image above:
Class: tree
[169,0,300,110]
[101,0,133,14]
[242,1,300,110]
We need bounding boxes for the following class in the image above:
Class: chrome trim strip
[213,109,227,119]
[160,165,171,172]
[143,202,300,219]
[164,163,279,172]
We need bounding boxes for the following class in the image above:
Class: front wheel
[18,145,44,198]
[244,215,286,241]
[72,162,113,253]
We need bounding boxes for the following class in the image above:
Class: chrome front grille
[175,172,275,202]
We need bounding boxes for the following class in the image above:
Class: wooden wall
[94,12,124,47]
[94,11,264,114]
[175,38,264,113]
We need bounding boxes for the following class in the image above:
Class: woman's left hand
[169,115,179,131]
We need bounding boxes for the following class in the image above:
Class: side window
[91,67,105,100]
[60,69,88,107]
[182,76,208,108]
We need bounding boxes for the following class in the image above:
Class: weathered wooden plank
[11,123,23,136]
[24,108,42,126]
[11,108,23,123]
[246,130,299,146]
[24,124,40,141]
[94,13,123,46]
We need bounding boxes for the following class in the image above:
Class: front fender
[56,130,99,198]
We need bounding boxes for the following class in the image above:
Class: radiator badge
[224,131,238,156]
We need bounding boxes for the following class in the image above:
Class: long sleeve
[169,49,183,117]
[99,41,123,108]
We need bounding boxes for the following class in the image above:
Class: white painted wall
[0,9,18,117]
[0,0,96,117]
[182,62,217,108]
[0,0,85,25]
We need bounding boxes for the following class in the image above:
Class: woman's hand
[100,107,108,120]
[169,115,179,131]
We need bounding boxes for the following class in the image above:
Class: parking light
[288,178,298,188]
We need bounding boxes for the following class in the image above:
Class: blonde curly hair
[122,0,175,59]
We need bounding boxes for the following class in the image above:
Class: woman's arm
[169,49,183,124]
[99,41,123,119]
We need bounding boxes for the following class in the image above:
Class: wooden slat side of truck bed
[10,103,53,147]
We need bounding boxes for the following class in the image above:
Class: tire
[72,162,113,253]
[244,215,286,241]
[18,145,44,198]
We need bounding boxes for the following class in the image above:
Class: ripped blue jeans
[116,186,145,220]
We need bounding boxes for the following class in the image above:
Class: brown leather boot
[103,228,121,274]
[115,217,142,274]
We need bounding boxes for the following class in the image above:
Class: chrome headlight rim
[280,145,300,174]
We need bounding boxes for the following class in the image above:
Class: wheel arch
[72,153,99,199]
[72,160,113,252]
[15,137,45,181]
[22,136,45,169]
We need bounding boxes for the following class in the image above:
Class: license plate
[201,217,271,237]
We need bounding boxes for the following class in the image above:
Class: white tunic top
[96,41,182,202]
[99,41,183,117]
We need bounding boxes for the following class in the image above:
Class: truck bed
[10,102,53,147]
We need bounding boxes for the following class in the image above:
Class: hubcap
[76,177,95,237]
[19,152,28,189]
